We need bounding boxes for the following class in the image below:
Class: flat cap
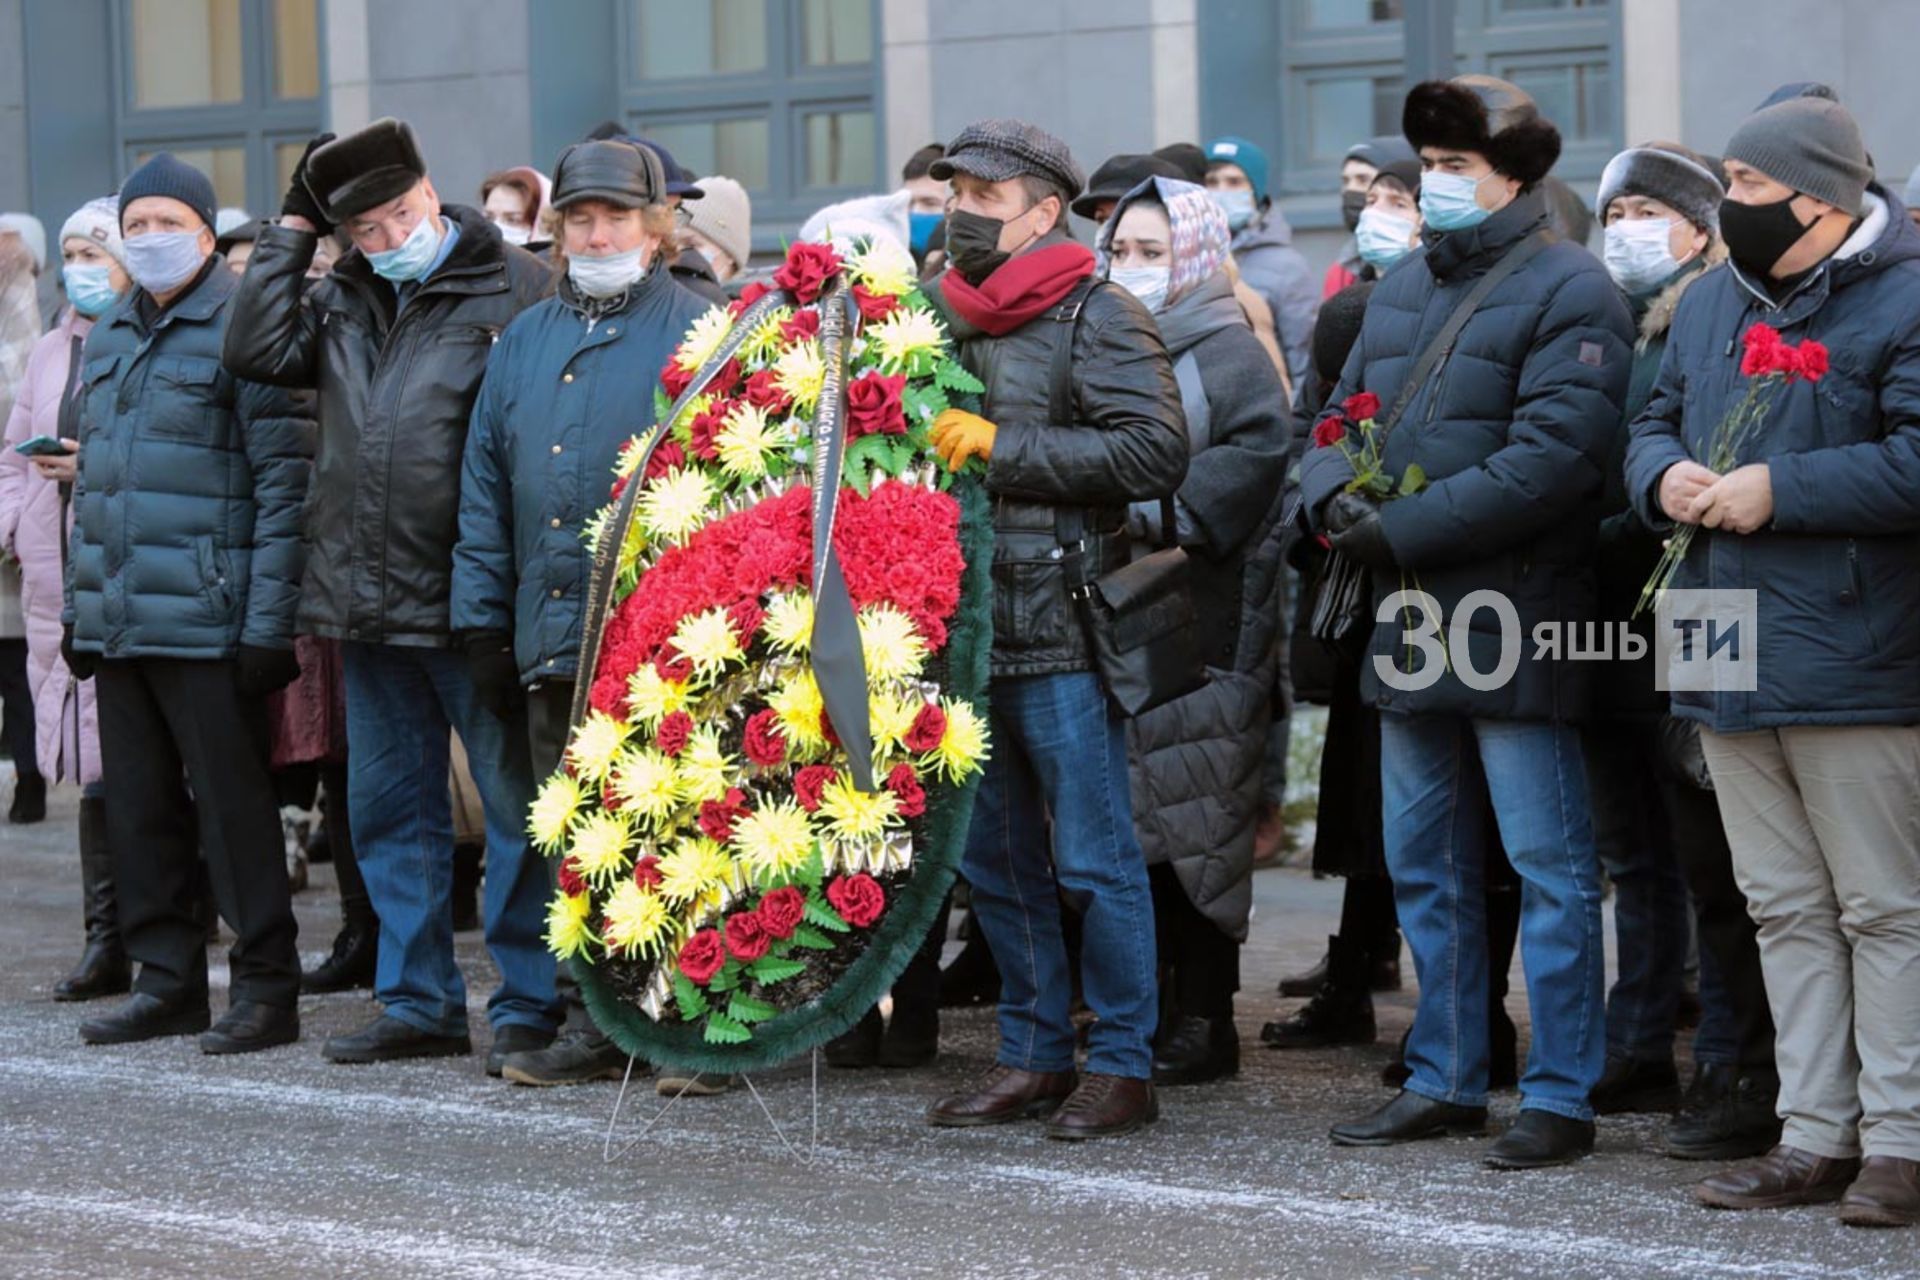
[931,119,1084,202]
[305,118,428,222]
[551,139,669,210]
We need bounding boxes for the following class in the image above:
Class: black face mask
[1340,189,1368,233]
[944,209,1015,284]
[1720,194,1813,279]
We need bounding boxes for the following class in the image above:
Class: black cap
[931,119,1084,203]
[1072,153,1184,220]
[551,139,669,210]
[305,118,428,222]
[1153,143,1210,185]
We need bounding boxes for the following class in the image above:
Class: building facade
[4,0,1917,275]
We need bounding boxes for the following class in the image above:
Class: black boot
[824,1007,883,1068]
[54,796,130,1002]
[1667,1064,1782,1160]
[1330,1089,1487,1146]
[1264,935,1376,1049]
[301,920,377,993]
[1278,946,1401,997]
[1590,1055,1682,1114]
[9,772,46,824]
[1153,1014,1240,1085]
[1484,1109,1595,1170]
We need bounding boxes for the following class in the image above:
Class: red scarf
[941,243,1097,337]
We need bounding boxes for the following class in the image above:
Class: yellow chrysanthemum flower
[846,240,918,299]
[867,686,920,755]
[739,305,795,363]
[715,400,779,481]
[762,592,815,656]
[636,466,715,545]
[669,607,744,680]
[545,889,596,961]
[613,431,650,480]
[772,338,826,416]
[568,808,636,887]
[857,604,927,684]
[674,305,734,372]
[610,746,682,828]
[656,835,735,905]
[566,711,632,785]
[677,726,737,803]
[767,669,828,757]
[732,800,817,886]
[528,771,585,854]
[866,306,946,374]
[625,662,690,729]
[600,879,675,960]
[817,774,900,842]
[925,697,990,783]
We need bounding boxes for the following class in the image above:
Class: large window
[620,0,880,251]
[113,0,322,216]
[1272,0,1618,196]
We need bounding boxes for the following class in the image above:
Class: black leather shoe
[1484,1109,1596,1170]
[1152,1014,1240,1085]
[1667,1064,1782,1161]
[825,1008,883,1068]
[485,1023,555,1077]
[1590,1055,1682,1114]
[200,1001,300,1055]
[501,1027,629,1085]
[301,922,377,994]
[80,992,211,1045]
[1330,1090,1487,1147]
[54,939,131,1002]
[323,1013,470,1063]
[9,774,46,823]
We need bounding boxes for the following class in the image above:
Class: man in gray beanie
[1626,94,1920,1227]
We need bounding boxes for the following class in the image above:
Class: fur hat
[1595,142,1726,233]
[1402,75,1562,187]
[304,118,428,222]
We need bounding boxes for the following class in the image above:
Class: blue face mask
[909,211,942,256]
[121,231,208,294]
[1355,206,1419,270]
[63,263,123,318]
[366,215,443,283]
[1419,170,1495,232]
[1211,188,1257,232]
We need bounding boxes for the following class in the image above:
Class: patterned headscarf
[1098,176,1232,310]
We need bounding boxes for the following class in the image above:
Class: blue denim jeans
[961,672,1158,1079]
[343,643,559,1037]
[1381,712,1605,1120]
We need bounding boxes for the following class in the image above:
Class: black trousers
[0,637,40,782]
[96,656,298,1008]
[1665,767,1776,1069]
[1149,863,1240,1021]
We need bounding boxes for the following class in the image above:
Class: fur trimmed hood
[1402,75,1561,187]
[1639,240,1727,348]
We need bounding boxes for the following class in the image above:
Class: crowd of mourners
[5,66,1920,1228]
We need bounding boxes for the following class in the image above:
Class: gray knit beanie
[1595,142,1725,232]
[1724,97,1871,215]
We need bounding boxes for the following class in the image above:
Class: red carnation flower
[660,359,694,401]
[744,709,788,766]
[726,598,765,646]
[852,283,898,322]
[1342,391,1381,423]
[756,886,806,939]
[743,368,793,413]
[1742,322,1781,354]
[633,854,663,890]
[654,650,693,684]
[1312,417,1347,449]
[644,439,687,481]
[706,356,743,398]
[780,309,821,345]
[826,873,886,928]
[687,405,728,461]
[557,857,586,897]
[730,280,774,318]
[885,763,927,818]
[677,928,726,984]
[1795,340,1829,382]
[792,764,839,813]
[774,241,843,304]
[655,711,693,757]
[697,788,751,842]
[724,910,771,962]
[846,370,908,438]
[905,702,948,753]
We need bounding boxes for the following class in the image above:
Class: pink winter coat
[0,308,101,784]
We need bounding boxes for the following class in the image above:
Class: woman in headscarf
[1098,177,1293,1086]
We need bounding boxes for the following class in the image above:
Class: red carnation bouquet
[1635,323,1829,615]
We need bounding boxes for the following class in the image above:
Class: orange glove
[930,408,997,471]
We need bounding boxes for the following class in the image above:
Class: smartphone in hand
[13,435,72,458]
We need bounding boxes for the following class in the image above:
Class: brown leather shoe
[1840,1156,1920,1228]
[1696,1145,1861,1210]
[927,1064,1076,1128]
[1045,1073,1159,1141]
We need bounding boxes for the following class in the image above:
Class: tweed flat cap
[930,119,1084,200]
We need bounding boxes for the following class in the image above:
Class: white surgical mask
[497,222,532,247]
[1211,188,1257,232]
[1109,264,1170,313]
[1419,170,1494,232]
[1604,217,1683,295]
[121,231,208,294]
[1355,206,1418,270]
[568,245,647,298]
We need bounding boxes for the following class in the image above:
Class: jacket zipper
[1847,539,1879,651]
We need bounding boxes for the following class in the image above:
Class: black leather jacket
[222,205,552,647]
[930,249,1189,677]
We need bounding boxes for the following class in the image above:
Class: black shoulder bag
[1051,280,1207,717]
[1305,229,1554,651]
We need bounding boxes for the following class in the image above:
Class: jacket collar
[109,254,234,335]
[1421,188,1550,283]
[1635,241,1725,348]
[331,203,511,294]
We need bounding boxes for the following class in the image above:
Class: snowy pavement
[2,787,1913,1279]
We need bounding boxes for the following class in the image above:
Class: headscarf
[1098,176,1231,310]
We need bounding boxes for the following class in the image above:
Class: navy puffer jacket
[1624,186,1920,733]
[1298,188,1634,722]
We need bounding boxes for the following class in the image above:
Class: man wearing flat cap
[452,138,708,1087]
[920,119,1188,1140]
[224,118,558,1072]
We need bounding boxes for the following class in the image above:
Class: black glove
[236,645,301,697]
[464,631,522,720]
[281,131,339,234]
[61,625,97,681]
[1325,492,1397,569]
